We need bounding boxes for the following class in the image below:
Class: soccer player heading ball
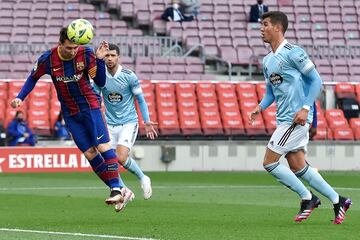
[11,24,131,211]
[248,11,352,224]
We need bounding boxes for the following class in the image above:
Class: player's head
[104,43,120,70]
[58,27,79,60]
[15,111,24,122]
[261,11,288,43]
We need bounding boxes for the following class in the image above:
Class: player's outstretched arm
[144,121,158,140]
[135,93,158,139]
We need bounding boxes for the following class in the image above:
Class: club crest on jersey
[76,61,85,71]
[108,92,123,103]
[269,73,283,86]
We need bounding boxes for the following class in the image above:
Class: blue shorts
[64,109,110,152]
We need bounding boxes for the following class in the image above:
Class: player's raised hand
[95,41,109,59]
[293,109,309,126]
[10,98,23,108]
[248,105,262,125]
[144,121,158,140]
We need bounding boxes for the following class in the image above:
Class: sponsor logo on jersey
[269,73,283,86]
[108,92,123,103]
[55,73,83,83]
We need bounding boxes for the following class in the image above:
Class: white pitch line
[0,228,158,240]
[0,185,359,191]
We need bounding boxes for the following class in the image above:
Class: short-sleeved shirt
[262,40,315,125]
[95,66,142,125]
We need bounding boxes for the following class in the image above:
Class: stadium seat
[0,81,8,100]
[349,118,360,130]
[241,108,267,136]
[325,109,345,120]
[335,83,355,99]
[313,128,333,141]
[178,104,202,136]
[332,127,354,140]
[239,98,258,111]
[327,117,349,130]
[0,99,5,121]
[354,128,360,140]
[255,83,266,101]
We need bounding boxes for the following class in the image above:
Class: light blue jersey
[262,40,317,125]
[95,66,142,125]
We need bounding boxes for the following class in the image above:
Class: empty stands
[1,80,359,140]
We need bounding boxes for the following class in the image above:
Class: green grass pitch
[0,171,359,240]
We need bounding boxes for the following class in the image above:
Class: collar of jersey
[106,65,123,78]
[57,46,75,61]
[273,39,288,56]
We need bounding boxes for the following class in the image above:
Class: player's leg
[107,125,126,188]
[264,124,312,200]
[114,122,152,199]
[263,148,311,200]
[287,152,352,224]
[64,111,123,205]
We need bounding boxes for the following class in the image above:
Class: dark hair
[108,43,120,55]
[15,110,23,117]
[261,11,288,34]
[59,27,71,44]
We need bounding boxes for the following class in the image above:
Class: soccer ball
[67,19,94,45]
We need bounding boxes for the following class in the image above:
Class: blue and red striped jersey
[24,46,104,116]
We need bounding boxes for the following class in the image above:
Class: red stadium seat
[327,117,349,130]
[175,82,196,93]
[215,82,235,92]
[28,98,49,110]
[0,99,5,121]
[236,82,256,94]
[354,128,360,140]
[28,116,50,131]
[199,107,223,135]
[313,128,333,140]
[332,127,354,140]
[335,83,356,98]
[256,83,266,101]
[239,99,258,110]
[325,109,345,120]
[157,117,181,136]
[0,81,8,100]
[178,106,202,136]
[349,118,360,130]
[316,115,328,128]
[241,108,267,136]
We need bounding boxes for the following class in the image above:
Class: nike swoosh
[53,68,61,71]
[97,134,104,140]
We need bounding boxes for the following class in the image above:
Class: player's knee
[116,151,128,165]
[84,147,98,160]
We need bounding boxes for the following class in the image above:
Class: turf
[0,171,359,240]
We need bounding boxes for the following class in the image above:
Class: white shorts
[107,122,139,150]
[267,123,310,155]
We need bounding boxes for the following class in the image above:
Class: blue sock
[296,165,339,204]
[123,157,145,180]
[264,162,312,200]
